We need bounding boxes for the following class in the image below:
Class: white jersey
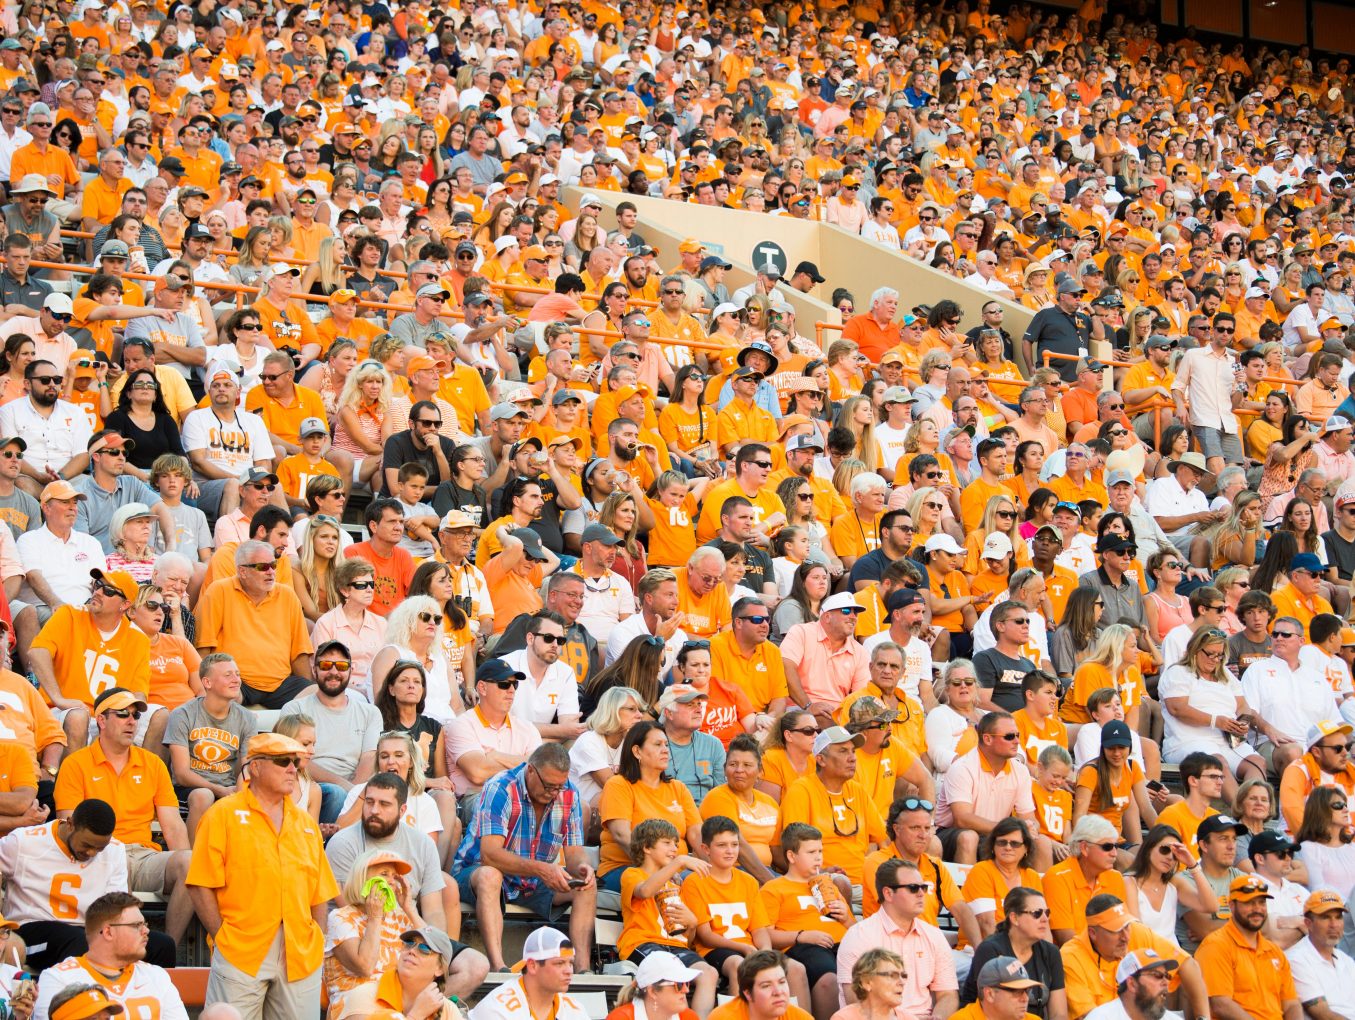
[469,978,591,1020]
[35,956,188,1020]
[0,821,128,924]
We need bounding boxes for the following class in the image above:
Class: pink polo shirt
[780,620,871,706]
[935,746,1036,829]
[443,706,543,795]
[836,911,957,1015]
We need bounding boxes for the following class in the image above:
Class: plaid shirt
[453,762,583,896]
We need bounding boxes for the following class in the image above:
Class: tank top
[1135,880,1181,946]
[1147,590,1192,641]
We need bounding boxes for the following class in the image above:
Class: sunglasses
[789,726,819,736]
[490,679,521,690]
[316,659,351,671]
[240,562,277,573]
[1019,907,1051,919]
[348,580,375,590]
[92,582,124,598]
[890,882,928,894]
[417,611,444,625]
[534,633,567,645]
[265,755,302,768]
[141,600,168,613]
[106,708,144,720]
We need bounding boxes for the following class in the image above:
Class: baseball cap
[982,532,1013,560]
[1228,874,1273,902]
[847,695,898,730]
[490,403,530,422]
[1291,552,1325,574]
[243,468,279,486]
[400,926,458,967]
[977,957,1043,991]
[1197,814,1247,840]
[90,566,139,603]
[1101,719,1133,748]
[656,684,708,712]
[43,292,73,315]
[636,951,702,990]
[786,433,824,453]
[512,928,575,971]
[1249,831,1298,858]
[1114,949,1179,985]
[885,588,925,613]
[812,725,865,756]
[821,592,864,614]
[1305,890,1347,915]
[924,534,965,555]
[581,523,622,547]
[298,417,327,439]
[1306,719,1353,748]
[1106,469,1136,488]
[1324,415,1353,434]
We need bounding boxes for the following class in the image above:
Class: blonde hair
[336,361,393,415]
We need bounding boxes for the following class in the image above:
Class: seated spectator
[312,559,386,701]
[1285,889,1355,1020]
[346,498,417,618]
[71,430,174,554]
[194,539,314,709]
[324,772,456,937]
[323,849,428,1020]
[1072,721,1153,856]
[280,642,381,825]
[164,653,257,841]
[961,887,1066,1015]
[442,659,543,806]
[781,592,871,730]
[497,611,585,742]
[53,688,194,946]
[606,951,705,1020]
[29,567,148,750]
[1122,824,1220,948]
[453,744,595,974]
[469,927,594,1020]
[360,926,467,1020]
[371,596,469,726]
[1195,876,1303,1020]
[963,819,1046,939]
[1278,720,1355,833]
[699,734,780,883]
[1295,786,1355,930]
[658,684,726,808]
[104,504,157,582]
[13,480,107,653]
[33,891,188,1020]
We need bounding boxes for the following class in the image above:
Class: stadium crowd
[0,1,1350,1020]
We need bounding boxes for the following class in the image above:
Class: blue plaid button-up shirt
[453,762,584,896]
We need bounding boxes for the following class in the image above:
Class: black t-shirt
[432,480,489,528]
[973,648,1037,712]
[963,933,1065,1013]
[1324,529,1355,581]
[491,474,565,554]
[703,539,772,594]
[388,714,443,777]
[380,431,456,495]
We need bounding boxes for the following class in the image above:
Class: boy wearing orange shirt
[681,816,782,996]
[761,823,854,1019]
[619,819,720,1011]
[1014,671,1069,767]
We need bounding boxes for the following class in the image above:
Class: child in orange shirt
[681,815,793,998]
[1074,720,1148,854]
[1013,671,1068,768]
[618,819,719,1011]
[275,418,341,509]
[1032,745,1074,846]
[644,470,713,569]
[760,823,854,1014]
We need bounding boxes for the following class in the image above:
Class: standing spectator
[186,733,339,1020]
[1173,324,1243,478]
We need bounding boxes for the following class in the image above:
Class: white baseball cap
[636,952,703,990]
[924,533,965,556]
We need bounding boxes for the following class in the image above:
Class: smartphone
[1147,780,1166,793]
[567,878,587,889]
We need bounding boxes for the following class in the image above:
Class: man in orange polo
[53,688,195,945]
[1195,875,1302,1020]
[194,539,314,710]
[187,732,337,1020]
[1045,814,1127,944]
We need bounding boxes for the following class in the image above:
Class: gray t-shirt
[279,692,381,782]
[164,697,258,785]
[388,313,449,349]
[121,312,206,382]
[325,820,445,898]
[0,487,41,539]
[447,151,502,188]
[72,475,162,553]
[160,501,211,557]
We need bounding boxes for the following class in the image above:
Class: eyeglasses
[316,659,351,671]
[534,633,567,645]
[248,482,277,492]
[240,562,277,573]
[417,611,444,625]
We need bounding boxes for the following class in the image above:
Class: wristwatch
[42,764,57,778]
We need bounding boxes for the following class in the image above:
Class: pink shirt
[780,620,871,706]
[443,706,542,795]
[935,746,1036,828]
[836,911,957,1015]
[1314,439,1355,491]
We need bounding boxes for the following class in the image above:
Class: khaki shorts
[125,844,170,894]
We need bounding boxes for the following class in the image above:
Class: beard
[1133,986,1168,1020]
[614,442,638,462]
[362,814,400,840]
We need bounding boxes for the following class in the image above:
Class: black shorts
[786,943,837,987]
[937,826,971,860]
[241,675,312,709]
[628,943,703,969]
[704,946,742,983]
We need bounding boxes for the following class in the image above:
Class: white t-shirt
[181,405,275,477]
[570,568,636,646]
[568,729,620,804]
[863,631,932,702]
[875,423,911,476]
[339,784,442,837]
[1288,936,1355,1020]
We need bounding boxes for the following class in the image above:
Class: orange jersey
[30,607,150,709]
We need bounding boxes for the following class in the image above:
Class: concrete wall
[566,187,1034,366]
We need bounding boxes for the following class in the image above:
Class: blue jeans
[319,783,346,825]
